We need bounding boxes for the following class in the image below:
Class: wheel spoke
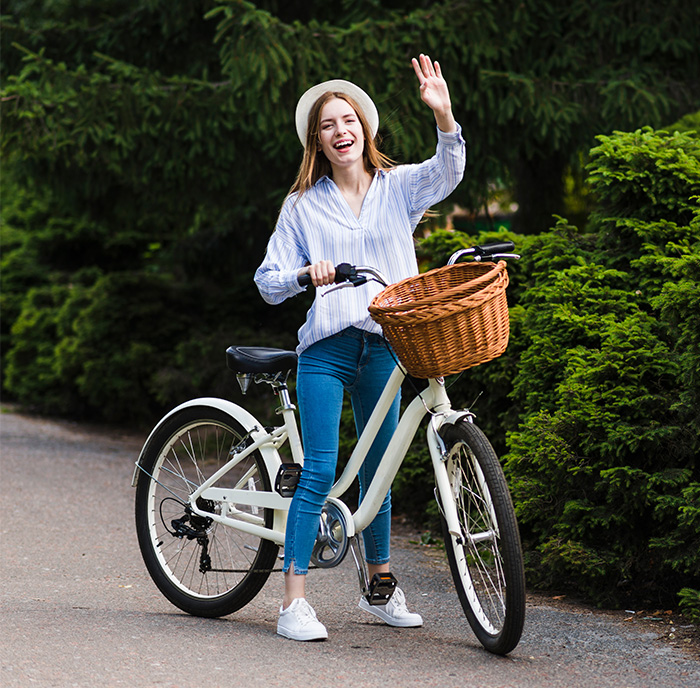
[454,447,507,630]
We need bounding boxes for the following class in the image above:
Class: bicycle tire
[134,406,279,617]
[438,420,525,654]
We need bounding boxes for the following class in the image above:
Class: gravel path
[1,406,698,687]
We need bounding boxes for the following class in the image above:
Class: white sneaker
[358,587,423,627]
[277,598,328,641]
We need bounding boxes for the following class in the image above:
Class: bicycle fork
[428,413,470,545]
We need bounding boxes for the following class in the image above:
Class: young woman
[255,54,466,641]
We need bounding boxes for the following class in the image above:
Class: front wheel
[438,420,525,655]
[134,406,280,617]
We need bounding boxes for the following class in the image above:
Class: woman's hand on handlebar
[298,261,336,287]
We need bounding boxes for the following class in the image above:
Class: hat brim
[295,79,379,147]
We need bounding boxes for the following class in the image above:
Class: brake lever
[483,253,521,261]
[321,274,395,297]
[322,275,368,296]
[450,250,521,264]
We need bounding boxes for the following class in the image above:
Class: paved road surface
[1,407,698,687]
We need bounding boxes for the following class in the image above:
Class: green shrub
[5,283,83,415]
[504,128,700,607]
[678,588,700,624]
[587,126,700,266]
[666,110,700,136]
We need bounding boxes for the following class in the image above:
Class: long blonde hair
[289,91,394,197]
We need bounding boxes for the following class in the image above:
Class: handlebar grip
[476,241,515,255]
[297,263,353,287]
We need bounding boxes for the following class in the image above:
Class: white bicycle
[133,241,526,655]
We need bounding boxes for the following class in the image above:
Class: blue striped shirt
[255,125,466,354]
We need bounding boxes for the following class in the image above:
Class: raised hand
[411,54,457,133]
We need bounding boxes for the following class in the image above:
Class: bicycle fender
[131,397,282,488]
[443,409,476,427]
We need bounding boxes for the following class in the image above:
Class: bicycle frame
[134,364,469,555]
[133,243,526,655]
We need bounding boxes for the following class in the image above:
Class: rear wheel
[439,420,525,654]
[134,406,279,617]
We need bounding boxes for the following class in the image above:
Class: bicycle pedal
[274,463,302,497]
[364,572,397,606]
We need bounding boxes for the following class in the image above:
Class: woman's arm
[254,203,310,304]
[412,54,457,134]
[390,55,465,225]
[254,200,337,303]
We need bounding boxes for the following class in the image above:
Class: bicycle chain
[207,565,320,574]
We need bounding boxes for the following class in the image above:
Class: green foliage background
[503,128,700,608]
[1,1,699,613]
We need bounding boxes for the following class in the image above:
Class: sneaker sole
[358,599,423,628]
[276,625,328,642]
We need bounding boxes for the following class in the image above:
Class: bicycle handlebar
[477,240,515,255]
[297,263,357,288]
[296,242,519,289]
[447,241,517,265]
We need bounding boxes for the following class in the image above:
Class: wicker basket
[368,261,510,378]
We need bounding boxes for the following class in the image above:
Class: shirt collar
[315,169,384,187]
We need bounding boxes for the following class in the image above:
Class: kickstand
[349,536,370,599]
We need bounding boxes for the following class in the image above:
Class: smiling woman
[288,81,393,208]
[254,54,466,642]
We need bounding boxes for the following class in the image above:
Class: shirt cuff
[284,269,307,295]
[436,122,465,145]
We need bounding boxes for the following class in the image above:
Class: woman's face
[317,97,366,170]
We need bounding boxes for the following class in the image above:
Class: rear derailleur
[168,498,215,574]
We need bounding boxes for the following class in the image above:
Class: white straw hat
[294,79,379,147]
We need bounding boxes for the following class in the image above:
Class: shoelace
[389,588,408,615]
[294,601,318,626]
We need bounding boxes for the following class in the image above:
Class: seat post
[274,382,304,465]
[275,383,295,412]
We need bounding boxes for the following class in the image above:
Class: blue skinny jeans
[283,327,400,575]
